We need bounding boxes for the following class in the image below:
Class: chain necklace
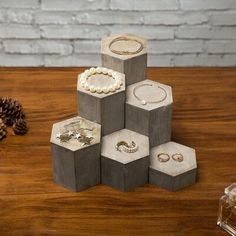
[133,83,167,105]
[109,36,144,55]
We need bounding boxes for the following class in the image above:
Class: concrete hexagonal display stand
[126,79,173,147]
[77,70,125,136]
[50,116,101,192]
[101,33,147,85]
[149,141,197,191]
[101,129,149,192]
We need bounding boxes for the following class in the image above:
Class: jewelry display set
[51,33,197,195]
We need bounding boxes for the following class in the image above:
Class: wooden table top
[0,67,235,236]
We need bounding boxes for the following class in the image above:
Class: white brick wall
[0,0,235,67]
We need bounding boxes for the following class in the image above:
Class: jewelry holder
[101,129,149,192]
[77,67,126,136]
[50,116,101,192]
[149,142,197,191]
[126,79,173,147]
[101,33,147,86]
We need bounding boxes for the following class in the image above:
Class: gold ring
[172,153,184,162]
[157,153,170,162]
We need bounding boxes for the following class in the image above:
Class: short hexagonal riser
[101,129,150,192]
[149,142,197,191]
[101,34,147,85]
[101,156,149,192]
[50,116,101,192]
[77,69,126,136]
[126,80,173,147]
[51,143,101,192]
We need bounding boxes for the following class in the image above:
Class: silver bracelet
[133,83,167,105]
[80,67,122,94]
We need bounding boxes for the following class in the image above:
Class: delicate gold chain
[109,36,144,55]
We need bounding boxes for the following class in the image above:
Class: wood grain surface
[0,67,235,236]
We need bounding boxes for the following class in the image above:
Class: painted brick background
[0,0,235,66]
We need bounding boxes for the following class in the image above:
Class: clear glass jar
[217,183,236,235]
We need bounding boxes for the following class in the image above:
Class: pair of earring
[157,153,184,163]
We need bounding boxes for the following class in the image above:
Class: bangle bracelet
[109,36,144,55]
[116,140,138,153]
[133,83,167,105]
[80,67,123,94]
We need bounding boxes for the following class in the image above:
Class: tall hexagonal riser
[101,34,147,86]
[125,80,173,147]
[50,116,101,192]
[149,142,197,192]
[101,129,150,192]
[51,143,101,192]
[77,70,126,136]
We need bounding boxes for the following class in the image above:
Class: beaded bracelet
[80,67,123,94]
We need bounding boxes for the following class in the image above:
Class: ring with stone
[172,153,184,162]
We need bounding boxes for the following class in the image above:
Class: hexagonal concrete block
[126,79,173,147]
[77,68,126,136]
[101,129,149,192]
[50,116,101,192]
[149,142,197,191]
[101,33,147,85]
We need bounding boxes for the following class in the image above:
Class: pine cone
[13,118,28,135]
[0,118,7,140]
[0,97,25,126]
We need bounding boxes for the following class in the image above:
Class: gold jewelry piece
[133,83,167,105]
[157,153,170,162]
[116,140,138,153]
[80,67,122,94]
[109,36,144,55]
[172,153,184,162]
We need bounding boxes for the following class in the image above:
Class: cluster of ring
[80,67,123,94]
[116,141,138,153]
[157,153,184,163]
